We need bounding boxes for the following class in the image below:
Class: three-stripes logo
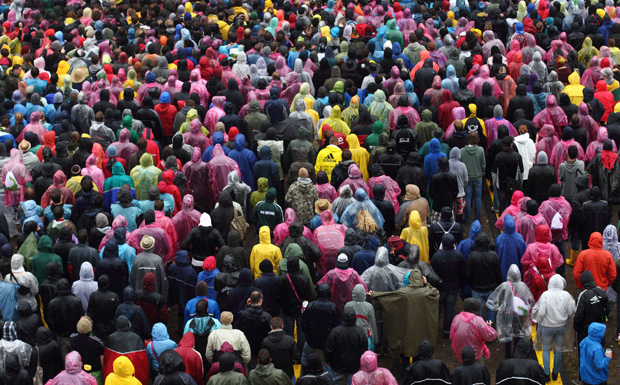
[323,153,337,164]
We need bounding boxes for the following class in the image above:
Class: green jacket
[206,370,246,385]
[414,110,438,146]
[31,235,63,284]
[252,188,283,231]
[18,232,39,271]
[278,244,316,298]
[460,144,486,181]
[386,19,404,48]
[247,363,292,385]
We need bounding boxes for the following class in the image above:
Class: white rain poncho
[361,247,408,292]
[487,264,535,343]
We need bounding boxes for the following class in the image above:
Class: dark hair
[467,131,479,145]
[258,349,271,365]
[249,291,263,304]
[342,149,352,161]
[78,229,88,244]
[270,317,284,329]
[196,299,209,317]
[53,205,64,220]
[568,145,578,159]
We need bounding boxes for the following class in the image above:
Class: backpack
[230,208,248,241]
[436,221,456,251]
[508,281,530,317]
[549,205,564,231]
[4,166,19,191]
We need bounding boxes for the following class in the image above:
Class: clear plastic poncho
[182,148,211,211]
[172,195,201,249]
[341,189,385,228]
[2,149,32,206]
[487,265,535,343]
[361,247,408,292]
[130,153,162,200]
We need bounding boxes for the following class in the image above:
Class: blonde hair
[357,210,377,233]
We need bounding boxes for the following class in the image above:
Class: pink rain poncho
[520,224,563,286]
[47,351,97,385]
[316,182,338,202]
[352,351,399,385]
[454,17,475,35]
[182,148,211,211]
[206,144,242,204]
[40,170,75,208]
[450,301,498,363]
[506,40,523,65]
[368,175,401,214]
[388,104,421,131]
[111,128,138,162]
[99,215,128,251]
[482,31,506,60]
[318,264,367,313]
[183,119,208,153]
[467,65,503,98]
[534,124,559,162]
[484,115,517,149]
[518,209,550,245]
[341,164,371,197]
[495,190,525,230]
[586,127,617,162]
[162,72,182,96]
[82,154,105,193]
[17,111,46,143]
[273,208,313,246]
[532,95,568,137]
[138,210,177,249]
[578,102,600,142]
[580,56,602,89]
[423,76,444,108]
[539,196,572,242]
[128,219,174,264]
[445,107,467,139]
[205,96,226,132]
[189,69,209,106]
[313,210,347,275]
[550,129,585,175]
[2,149,32,207]
[172,195,201,249]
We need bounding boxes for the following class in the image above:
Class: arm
[240,335,251,364]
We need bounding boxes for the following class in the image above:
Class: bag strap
[149,342,159,362]
[508,281,522,300]
[36,346,41,368]
[287,274,301,303]
[10,272,20,285]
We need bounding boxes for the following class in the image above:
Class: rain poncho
[81,154,104,192]
[351,351,398,385]
[130,153,162,200]
[578,37,599,67]
[368,173,401,214]
[579,102,600,143]
[227,134,257,188]
[205,96,226,132]
[313,210,347,275]
[317,263,366,313]
[495,215,527,280]
[581,56,602,90]
[103,162,135,210]
[2,149,32,206]
[40,169,75,208]
[389,97,421,131]
[346,135,370,181]
[321,105,351,137]
[341,189,385,228]
[467,65,503,98]
[273,208,313,246]
[207,145,242,205]
[368,90,393,130]
[47,351,97,385]
[0,321,32,370]
[521,224,564,286]
[341,163,370,196]
[534,125,559,166]
[550,128,585,175]
[249,226,283,279]
[586,127,617,162]
[529,52,548,84]
[361,247,407,291]
[532,95,568,137]
[450,298,498,362]
[487,265,535,343]
[172,195,201,249]
[183,148,211,211]
[532,274,576,351]
[111,128,138,162]
[400,211,430,263]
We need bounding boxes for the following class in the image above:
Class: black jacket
[371,183,396,237]
[377,143,404,180]
[0,353,31,385]
[253,272,279,317]
[182,224,226,264]
[16,301,43,347]
[301,284,340,350]
[280,222,322,282]
[495,340,545,385]
[475,83,500,120]
[87,278,120,339]
[452,346,491,385]
[277,257,312,316]
[464,233,503,292]
[227,268,260,318]
[47,278,84,337]
[261,329,300,378]
[506,84,535,121]
[429,158,458,212]
[396,152,427,198]
[429,207,464,258]
[105,315,144,353]
[235,305,272,356]
[403,340,451,385]
[210,188,239,240]
[153,350,198,385]
[32,328,64,382]
[579,187,612,243]
[96,240,129,299]
[430,234,465,292]
[39,261,62,325]
[414,59,438,99]
[323,307,368,374]
[330,160,355,190]
[574,270,609,338]
[525,164,557,204]
[494,147,524,191]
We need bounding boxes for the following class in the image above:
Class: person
[494,136,524,213]
[574,232,617,291]
[297,353,333,385]
[323,307,368,385]
[184,299,221,375]
[450,345,492,385]
[301,283,339,369]
[351,350,398,385]
[47,351,98,385]
[174,332,205,385]
[465,233,502,324]
[460,132,486,223]
[579,323,612,385]
[247,348,292,385]
[429,207,463,258]
[0,352,33,385]
[402,340,451,385]
[579,187,612,251]
[70,316,105,385]
[152,350,198,385]
[105,356,142,385]
[205,311,251,366]
[318,254,366,313]
[450,297,497,363]
[521,224,564,286]
[250,226,283,279]
[47,278,84,356]
[261,317,299,381]
[575,270,609,346]
[344,284,378,351]
[495,215,527,280]
[206,353,245,385]
[532,275,576,382]
[525,152,556,204]
[495,339,545,385]
[235,291,271,367]
[146,323,178,377]
[87,275,120,341]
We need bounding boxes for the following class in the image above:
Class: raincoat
[495,215,527,280]
[273,208,313,246]
[521,224,564,286]
[2,149,32,206]
[450,298,498,363]
[487,265,535,343]
[71,262,98,311]
[368,90,393,130]
[47,351,97,385]
[400,211,430,263]
[351,351,398,385]
[130,153,162,200]
[564,71,585,105]
[249,226,282,279]
[81,154,104,192]
[372,269,439,357]
[341,164,370,196]
[340,189,385,228]
[227,134,257,188]
[467,65,503,98]
[111,128,138,162]
[40,170,75,208]
[534,125,559,167]
[368,174,401,214]
[317,264,366,314]
[532,95,568,137]
[313,210,347,275]
[361,247,407,292]
[206,145,242,205]
[103,162,135,210]
[172,195,201,249]
[104,356,143,385]
[346,135,370,181]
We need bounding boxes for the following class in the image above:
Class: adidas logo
[323,153,337,163]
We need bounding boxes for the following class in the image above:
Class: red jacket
[174,332,204,385]
[574,232,617,290]
[159,170,182,214]
[154,102,178,138]
[530,255,556,302]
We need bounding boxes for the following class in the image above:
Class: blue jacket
[264,87,289,125]
[147,323,178,372]
[196,269,220,301]
[43,204,72,226]
[423,139,446,183]
[457,220,481,261]
[580,323,609,385]
[184,295,221,324]
[228,134,257,188]
[167,251,197,315]
[202,131,230,162]
[21,200,43,231]
[495,215,527,280]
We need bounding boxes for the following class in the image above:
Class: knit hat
[140,235,155,251]
[107,144,118,157]
[77,316,92,334]
[53,92,63,104]
[203,256,216,271]
[259,259,273,273]
[336,253,349,269]
[298,167,309,178]
[95,213,108,228]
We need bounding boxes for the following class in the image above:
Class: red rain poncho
[172,195,201,249]
[206,144,241,205]
[532,95,568,137]
[520,224,564,286]
[182,148,211,211]
[40,170,76,208]
[273,208,313,246]
[318,266,367,313]
[518,210,550,245]
[313,210,347,275]
[205,96,226,131]
[2,149,32,207]
[484,117,517,149]
[111,128,139,163]
[316,182,338,202]
[495,190,525,230]
[586,127,617,162]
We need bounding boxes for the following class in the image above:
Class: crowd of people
[1,0,620,384]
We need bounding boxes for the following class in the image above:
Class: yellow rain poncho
[564,71,585,105]
[341,96,360,128]
[130,153,162,200]
[179,109,209,136]
[319,105,351,139]
[249,226,283,279]
[304,97,319,126]
[578,37,599,67]
[400,210,430,262]
[346,134,370,181]
[291,83,315,113]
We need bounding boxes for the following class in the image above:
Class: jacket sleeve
[323,331,336,365]
[608,255,617,289]
[574,291,587,331]
[240,334,252,364]
[181,230,193,251]
[591,345,611,370]
[573,253,584,289]
[205,334,215,363]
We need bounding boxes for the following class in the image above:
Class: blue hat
[184,12,192,21]
[146,72,156,84]
[331,27,340,37]
[160,92,171,104]
[515,22,524,35]
[107,144,118,157]
[477,1,486,11]
[45,94,55,105]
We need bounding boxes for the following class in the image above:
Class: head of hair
[342,149,352,161]
[568,144,578,159]
[52,205,64,220]
[467,131,479,145]
[78,229,88,244]
[270,317,284,330]
[249,291,263,304]
[196,299,209,317]
[257,349,271,365]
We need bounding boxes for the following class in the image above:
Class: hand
[486,320,493,326]
[606,351,613,359]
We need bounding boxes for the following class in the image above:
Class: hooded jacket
[465,233,503,292]
[574,232,617,291]
[48,278,84,337]
[32,235,62,285]
[324,307,368,374]
[579,323,610,385]
[532,275,576,328]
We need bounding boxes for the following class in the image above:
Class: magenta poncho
[313,210,347,275]
[183,120,208,153]
[189,69,210,106]
[534,124,559,163]
[99,215,129,251]
[578,102,600,142]
[47,351,97,385]
[205,96,226,131]
[517,213,549,245]
[110,128,138,162]
[352,351,399,385]
[389,105,421,131]
[127,221,174,264]
[539,196,572,242]
[467,65,503,98]
[18,111,46,143]
[316,182,338,202]
[495,191,525,230]
[173,195,201,249]
[484,117,517,149]
[82,154,105,193]
[341,164,371,197]
[182,148,211,211]
[585,127,617,162]
[520,227,563,286]
[532,95,568,137]
[207,144,242,204]
[368,175,401,214]
[318,266,367,313]
[580,56,602,89]
[550,139,585,175]
[445,107,467,139]
[2,149,32,207]
[162,72,183,96]
[40,170,75,208]
[273,208,313,246]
